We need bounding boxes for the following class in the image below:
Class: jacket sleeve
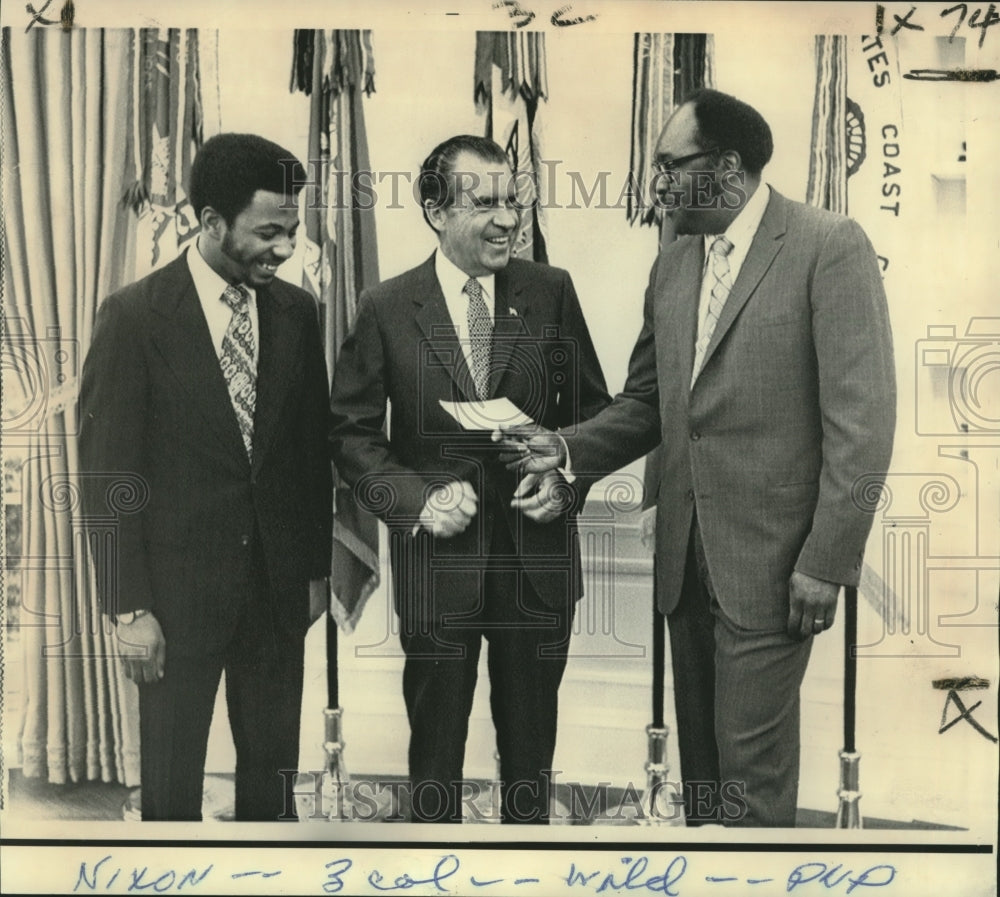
[78,292,153,615]
[794,217,896,585]
[553,269,612,430]
[550,269,612,505]
[329,293,431,524]
[563,256,664,477]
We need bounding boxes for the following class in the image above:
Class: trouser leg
[668,517,814,827]
[225,635,305,822]
[712,608,813,827]
[138,654,223,821]
[400,613,482,823]
[667,527,722,825]
[484,566,572,824]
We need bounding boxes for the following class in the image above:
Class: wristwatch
[115,608,150,625]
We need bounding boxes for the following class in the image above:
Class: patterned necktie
[220,284,257,459]
[691,235,734,386]
[465,276,493,400]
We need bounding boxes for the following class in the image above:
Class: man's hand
[116,613,166,683]
[419,480,478,538]
[493,423,567,474]
[787,571,840,640]
[309,578,330,623]
[511,470,573,524]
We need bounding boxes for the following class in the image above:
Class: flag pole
[287,589,373,822]
[835,585,863,828]
[603,557,681,826]
[318,603,353,821]
[310,586,397,822]
[327,609,339,710]
[638,597,680,825]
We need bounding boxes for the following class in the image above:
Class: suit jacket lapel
[148,256,248,470]
[700,190,787,373]
[251,284,301,474]
[660,237,704,392]
[411,255,479,403]
[488,264,529,398]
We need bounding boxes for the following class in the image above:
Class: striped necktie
[220,284,257,459]
[691,235,734,386]
[465,276,492,400]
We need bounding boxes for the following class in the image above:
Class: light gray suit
[566,190,896,825]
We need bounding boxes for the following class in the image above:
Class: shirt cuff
[557,434,575,484]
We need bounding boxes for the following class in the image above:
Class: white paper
[439,398,534,431]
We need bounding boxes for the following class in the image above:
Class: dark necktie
[465,276,492,400]
[220,284,256,459]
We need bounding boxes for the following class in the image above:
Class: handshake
[417,424,570,537]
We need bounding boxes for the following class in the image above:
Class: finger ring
[813,619,824,627]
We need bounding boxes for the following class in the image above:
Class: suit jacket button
[240,534,250,547]
[690,431,700,441]
[686,489,695,501]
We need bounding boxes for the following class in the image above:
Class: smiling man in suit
[329,135,610,823]
[501,90,896,826]
[79,133,332,821]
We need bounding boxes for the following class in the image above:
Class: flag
[628,33,714,228]
[475,31,549,263]
[292,29,381,633]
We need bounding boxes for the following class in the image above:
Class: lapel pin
[509,307,518,316]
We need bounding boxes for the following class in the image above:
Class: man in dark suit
[329,135,610,823]
[502,90,896,826]
[79,133,333,821]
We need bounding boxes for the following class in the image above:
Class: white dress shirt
[434,249,496,376]
[186,239,260,367]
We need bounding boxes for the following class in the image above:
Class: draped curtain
[2,26,210,786]
[3,27,139,786]
[474,32,548,263]
[291,30,380,633]
[628,33,714,229]
[806,35,848,215]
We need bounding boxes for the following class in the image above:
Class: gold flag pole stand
[318,706,357,821]
[597,596,683,826]
[638,724,684,825]
[294,613,395,822]
[835,750,862,829]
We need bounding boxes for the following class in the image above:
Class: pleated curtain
[2,26,211,786]
[3,27,141,785]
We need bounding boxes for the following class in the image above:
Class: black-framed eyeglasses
[652,147,720,176]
